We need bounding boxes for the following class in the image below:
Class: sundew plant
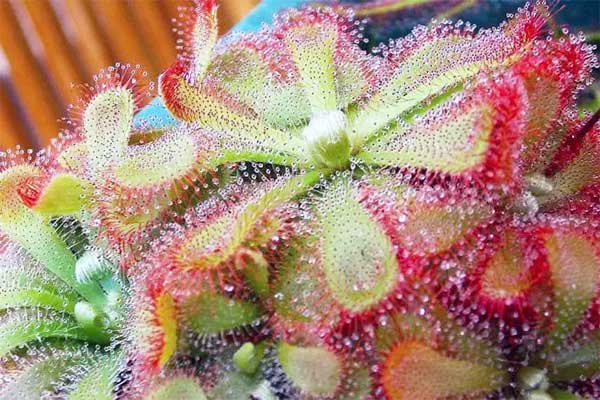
[1,0,600,399]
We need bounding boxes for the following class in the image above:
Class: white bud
[302,110,351,169]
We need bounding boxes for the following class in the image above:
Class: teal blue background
[232,0,307,34]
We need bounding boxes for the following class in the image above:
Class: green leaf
[208,371,266,400]
[357,73,527,186]
[277,342,343,398]
[4,219,105,306]
[186,293,263,336]
[0,166,106,306]
[316,179,398,312]
[113,129,201,188]
[210,42,311,128]
[379,341,507,400]
[73,301,111,344]
[145,376,207,400]
[357,97,493,173]
[233,342,266,375]
[539,127,600,206]
[0,288,75,314]
[33,174,91,217]
[283,19,338,113]
[179,171,322,270]
[239,250,270,297]
[547,388,588,400]
[366,178,493,256]
[349,34,488,145]
[0,246,78,313]
[271,245,330,325]
[542,228,600,356]
[67,351,123,400]
[348,12,539,147]
[159,71,308,161]
[0,346,93,400]
[115,128,303,193]
[206,143,308,169]
[0,310,103,357]
[83,87,133,175]
[333,48,373,111]
[548,332,600,382]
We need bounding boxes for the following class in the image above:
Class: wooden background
[0,0,259,150]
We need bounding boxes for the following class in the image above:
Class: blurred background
[0,0,259,150]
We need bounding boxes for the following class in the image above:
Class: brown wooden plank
[0,80,33,150]
[89,0,158,77]
[127,0,177,72]
[161,0,259,36]
[21,0,85,105]
[162,0,185,26]
[218,0,259,34]
[62,0,114,77]
[0,1,62,147]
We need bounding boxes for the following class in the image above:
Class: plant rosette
[1,1,600,399]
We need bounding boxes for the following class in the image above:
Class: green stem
[74,301,112,344]
[0,313,108,357]
[2,216,106,307]
[547,388,587,400]
[209,149,311,169]
[0,288,77,314]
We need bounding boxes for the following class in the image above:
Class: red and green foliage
[0,1,599,399]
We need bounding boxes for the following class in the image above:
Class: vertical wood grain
[1,0,258,148]
[161,0,259,35]
[21,0,85,105]
[128,0,177,72]
[0,79,33,150]
[162,0,185,26]
[62,0,114,78]
[89,0,158,76]
[218,0,259,34]
[0,1,62,146]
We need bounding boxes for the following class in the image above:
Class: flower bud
[302,110,351,169]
